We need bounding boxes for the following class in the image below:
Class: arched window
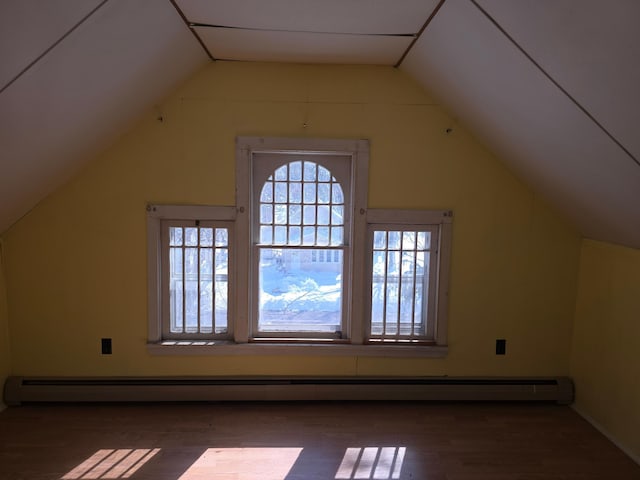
[252,157,349,337]
[258,161,344,246]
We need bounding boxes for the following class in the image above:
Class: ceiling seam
[395,0,447,68]
[0,0,110,96]
[187,23,416,38]
[469,0,640,170]
[168,0,216,61]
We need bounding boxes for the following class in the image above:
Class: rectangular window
[147,205,235,343]
[365,209,453,345]
[163,222,230,338]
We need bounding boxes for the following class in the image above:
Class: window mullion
[181,242,186,334]
[382,232,390,340]
[410,245,418,337]
[395,245,402,340]
[197,236,201,334]
[212,238,216,335]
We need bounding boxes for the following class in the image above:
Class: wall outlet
[496,339,506,355]
[101,338,112,355]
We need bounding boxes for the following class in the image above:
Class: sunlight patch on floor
[61,448,160,479]
[335,447,406,479]
[177,447,303,480]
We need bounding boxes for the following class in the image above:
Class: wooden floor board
[0,402,638,479]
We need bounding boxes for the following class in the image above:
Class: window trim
[147,138,451,357]
[365,209,453,346]
[147,204,236,343]
[235,137,369,344]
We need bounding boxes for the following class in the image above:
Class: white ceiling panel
[0,0,207,233]
[0,0,104,90]
[195,27,413,65]
[401,0,640,248]
[178,0,439,34]
[477,0,640,163]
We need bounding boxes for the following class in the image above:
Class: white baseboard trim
[571,405,640,466]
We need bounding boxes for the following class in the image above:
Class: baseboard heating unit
[3,376,574,405]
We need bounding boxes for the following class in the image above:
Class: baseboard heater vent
[3,376,574,406]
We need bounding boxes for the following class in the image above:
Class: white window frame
[235,137,369,344]
[147,204,236,344]
[365,209,453,346]
[147,138,451,357]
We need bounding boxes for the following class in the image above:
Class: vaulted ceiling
[1,0,639,248]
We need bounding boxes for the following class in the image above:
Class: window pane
[289,161,302,181]
[317,205,330,225]
[274,204,287,224]
[258,248,342,333]
[303,162,316,181]
[215,247,229,333]
[260,226,272,244]
[274,226,287,244]
[331,206,344,225]
[332,184,343,203]
[185,228,198,246]
[318,165,331,182]
[185,281,198,333]
[185,248,198,275]
[417,231,430,250]
[330,226,343,245]
[169,247,183,333]
[290,182,302,203]
[275,182,287,202]
[373,230,386,249]
[317,183,330,203]
[200,248,213,332]
[303,205,316,225]
[303,226,316,245]
[289,205,301,225]
[402,231,415,250]
[200,228,213,247]
[303,183,316,203]
[170,227,183,246]
[388,231,401,250]
[317,227,330,246]
[261,181,273,202]
[216,228,228,247]
[274,164,287,181]
[289,226,301,245]
[260,204,273,224]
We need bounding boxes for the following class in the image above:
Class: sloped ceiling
[0,0,208,233]
[1,0,639,248]
[402,0,640,249]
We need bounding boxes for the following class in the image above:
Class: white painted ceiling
[1,0,639,248]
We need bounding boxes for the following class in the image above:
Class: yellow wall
[2,62,581,377]
[571,239,640,460]
[0,242,11,409]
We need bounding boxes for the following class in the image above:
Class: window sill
[147,341,448,358]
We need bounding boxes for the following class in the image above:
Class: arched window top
[258,160,345,246]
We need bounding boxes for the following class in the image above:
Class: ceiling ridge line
[169,0,216,61]
[187,22,416,38]
[395,0,447,68]
[469,0,640,170]
[0,0,111,96]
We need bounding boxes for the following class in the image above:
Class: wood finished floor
[0,402,638,480]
